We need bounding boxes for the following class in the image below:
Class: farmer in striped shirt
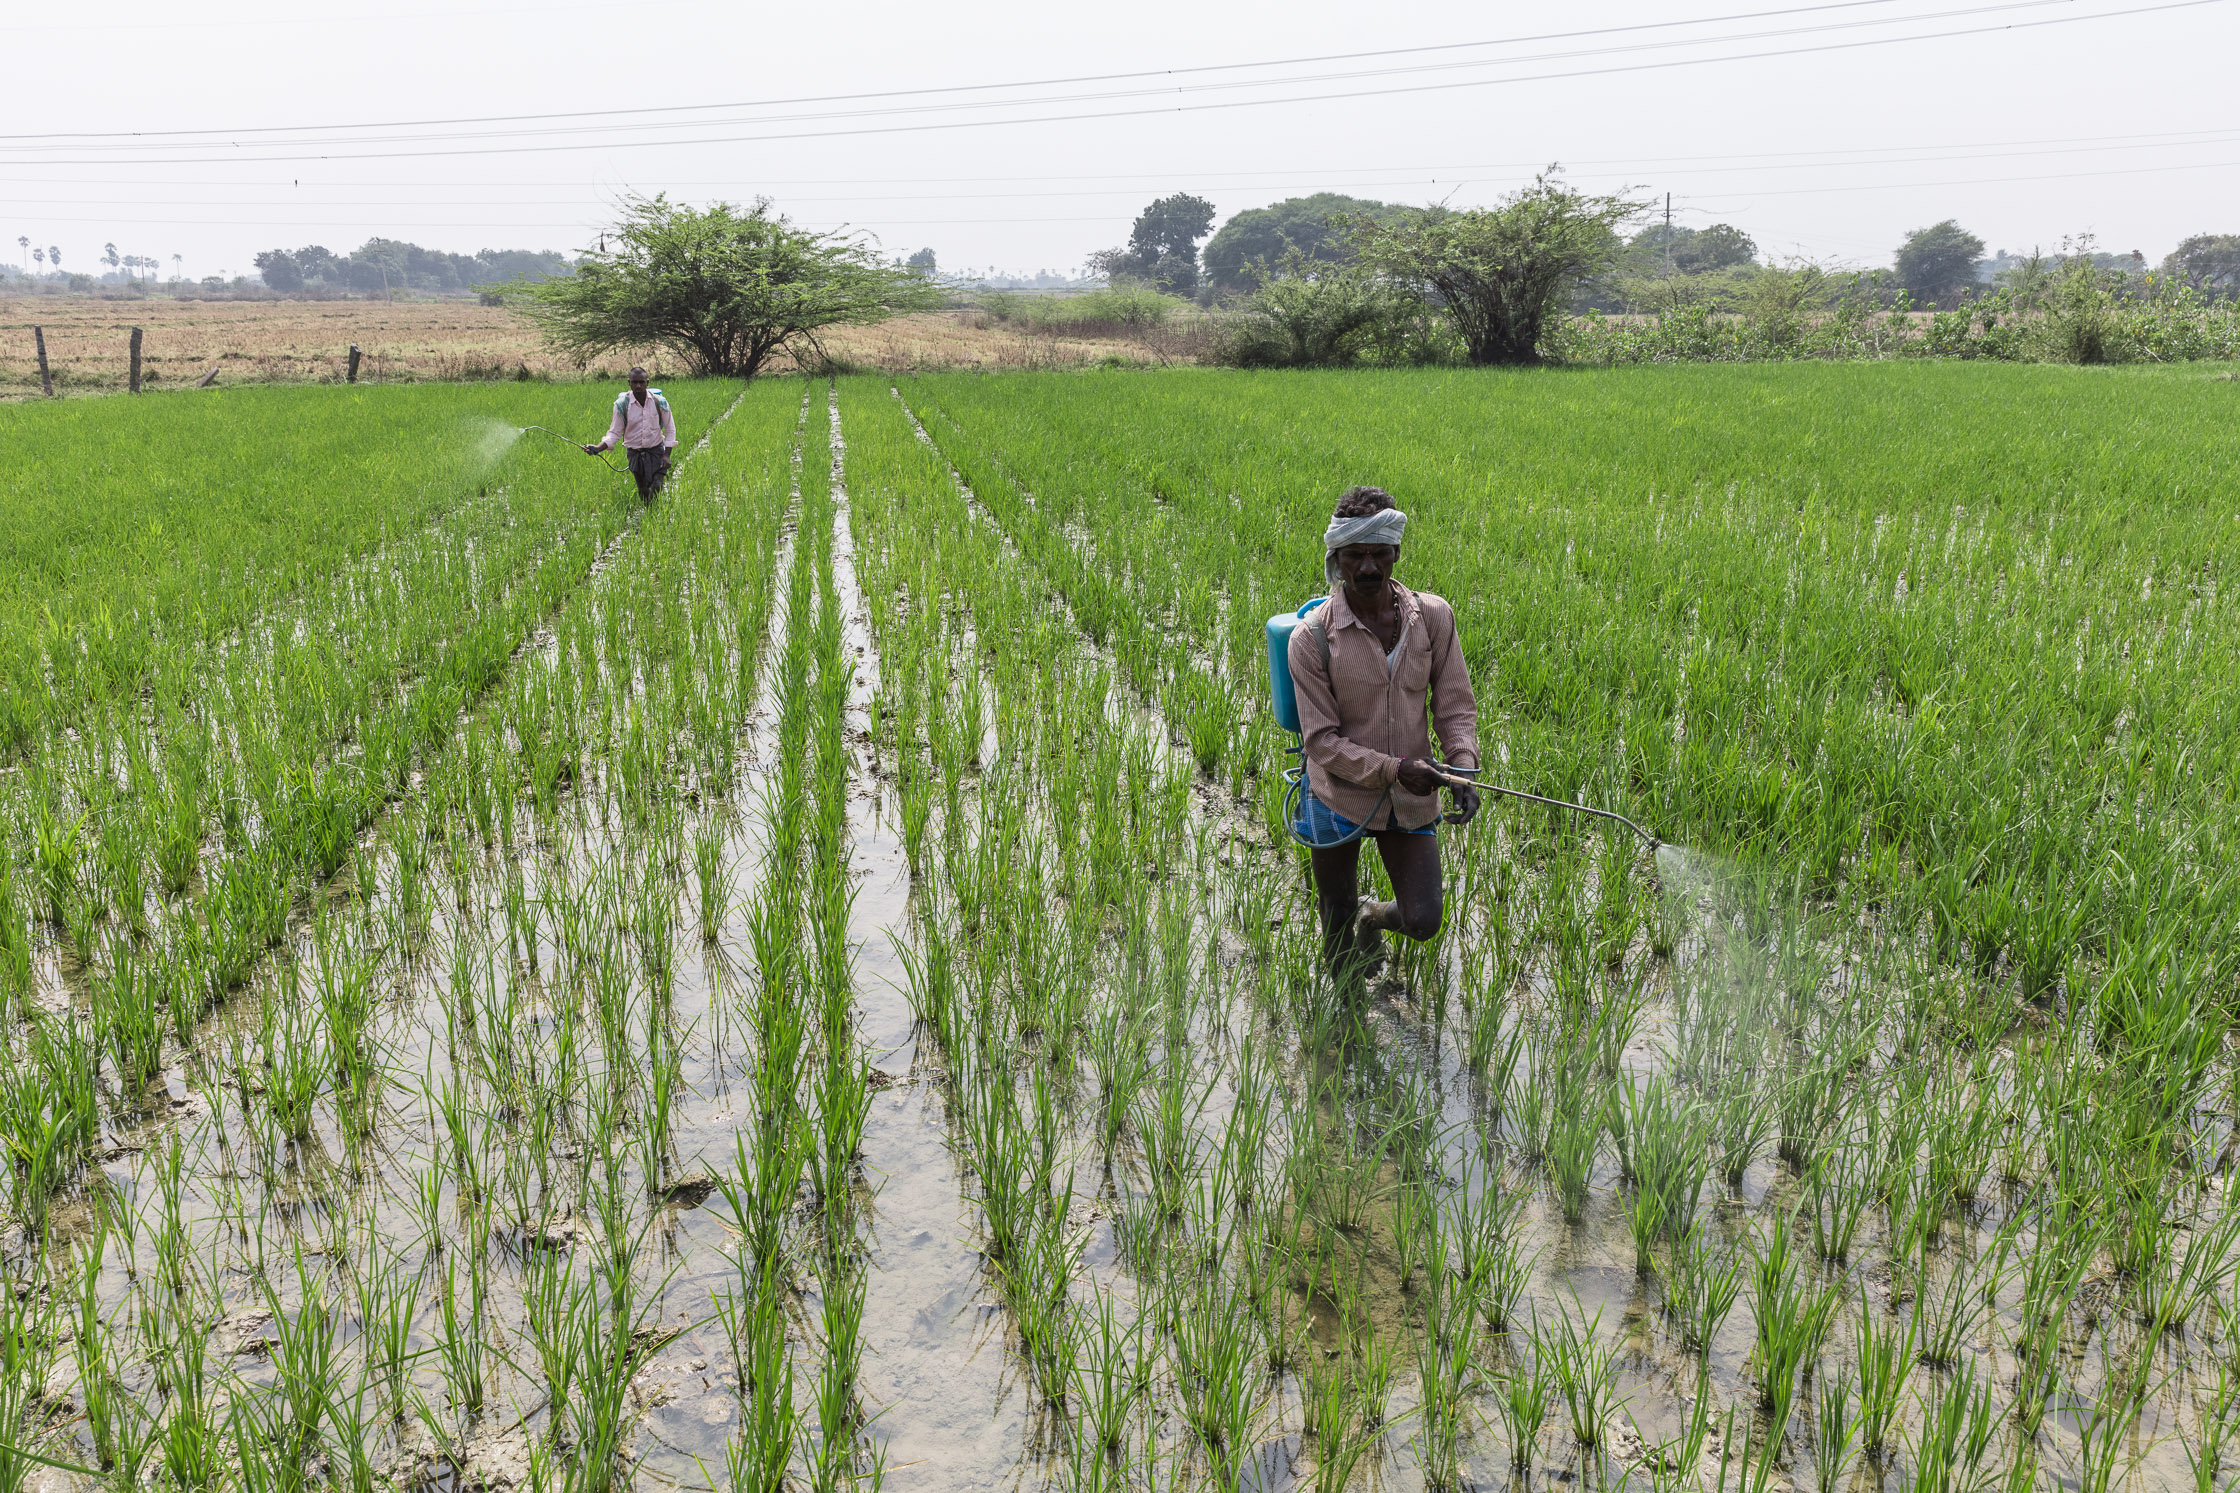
[584,367,677,502]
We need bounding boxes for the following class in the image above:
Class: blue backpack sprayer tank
[1265,599,1669,855]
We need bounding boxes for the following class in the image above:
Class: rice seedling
[1492,1351,1553,1469]
[1747,1213,1843,1426]
[1628,1384,1719,1493]
[1539,1294,1626,1448]
[1412,1286,1482,1490]
[1906,1353,1998,1493]
[1658,1218,1746,1357]
[1853,1300,1917,1460]
[1811,1362,1859,1493]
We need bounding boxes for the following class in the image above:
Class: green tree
[905,247,937,272]
[1674,223,1757,273]
[1201,194,1399,293]
[515,196,939,377]
[1894,219,1985,305]
[253,250,305,292]
[1347,173,1641,365]
[1107,193,1216,294]
[2161,233,2240,299]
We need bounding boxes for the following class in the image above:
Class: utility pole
[129,327,143,393]
[33,326,54,397]
[1664,193,1673,276]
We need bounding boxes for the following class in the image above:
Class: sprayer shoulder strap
[1303,605,1332,678]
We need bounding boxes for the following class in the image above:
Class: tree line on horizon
[1087,191,2240,312]
[251,239,573,296]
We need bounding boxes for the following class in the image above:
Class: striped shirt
[606,391,677,450]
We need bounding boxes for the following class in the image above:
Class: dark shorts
[627,444,671,501]
[1293,787,1436,846]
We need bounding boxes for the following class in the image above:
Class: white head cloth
[1324,508,1407,587]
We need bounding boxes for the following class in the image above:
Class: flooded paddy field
[1,364,2237,1492]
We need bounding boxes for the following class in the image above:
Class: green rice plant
[0,1017,100,1234]
[1167,1280,1263,1486]
[572,1263,668,1493]
[262,990,327,1143]
[1492,1351,1552,1470]
[1538,1294,1625,1448]
[1354,1318,1402,1432]
[97,932,169,1096]
[2181,1360,2239,1493]
[1219,1047,1273,1211]
[433,1253,488,1419]
[263,1261,342,1464]
[1087,1007,1152,1165]
[31,803,85,926]
[999,1200,1085,1404]
[1412,1286,1481,1490]
[1803,1139,1873,1264]
[1656,1219,1745,1357]
[155,1311,224,1491]
[1852,1301,1916,1459]
[1621,1073,1712,1274]
[714,1247,801,1493]
[1072,1288,1146,1459]
[808,1257,869,1487]
[2140,1189,2240,1334]
[1747,1214,1842,1425]
[1714,1077,1774,1188]
[1774,1054,1848,1173]
[1912,1223,2013,1369]
[1545,1069,1602,1225]
[1905,1353,1996,1493]
[1811,1362,1859,1493]
[1134,1052,1213,1221]
[1627,1384,1718,1493]
[1923,1069,2001,1208]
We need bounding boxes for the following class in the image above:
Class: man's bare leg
[1308,840,1366,978]
[1355,829,1444,944]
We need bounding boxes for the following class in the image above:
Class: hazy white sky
[5,0,2235,280]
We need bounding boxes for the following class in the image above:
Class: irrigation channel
[2,375,2232,1493]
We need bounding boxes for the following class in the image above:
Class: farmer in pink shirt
[584,366,677,502]
[1288,485,1482,984]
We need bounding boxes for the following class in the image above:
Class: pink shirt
[1288,583,1480,831]
[606,391,677,450]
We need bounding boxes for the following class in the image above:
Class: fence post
[33,325,53,397]
[129,326,143,393]
[347,343,361,384]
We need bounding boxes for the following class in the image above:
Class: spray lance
[520,424,628,474]
[1265,597,1669,860]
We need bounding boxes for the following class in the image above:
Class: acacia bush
[1213,258,1452,368]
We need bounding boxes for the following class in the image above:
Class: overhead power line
[7,123,2240,191]
[9,129,2240,211]
[0,0,2217,166]
[0,0,1951,142]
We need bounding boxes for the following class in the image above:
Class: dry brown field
[0,294,1171,399]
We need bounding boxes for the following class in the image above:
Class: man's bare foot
[1352,900,1390,975]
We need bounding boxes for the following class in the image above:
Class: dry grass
[0,297,1188,400]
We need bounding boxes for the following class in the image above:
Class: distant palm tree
[171,253,183,282]
[14,235,25,270]
[47,246,60,272]
[32,248,43,270]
